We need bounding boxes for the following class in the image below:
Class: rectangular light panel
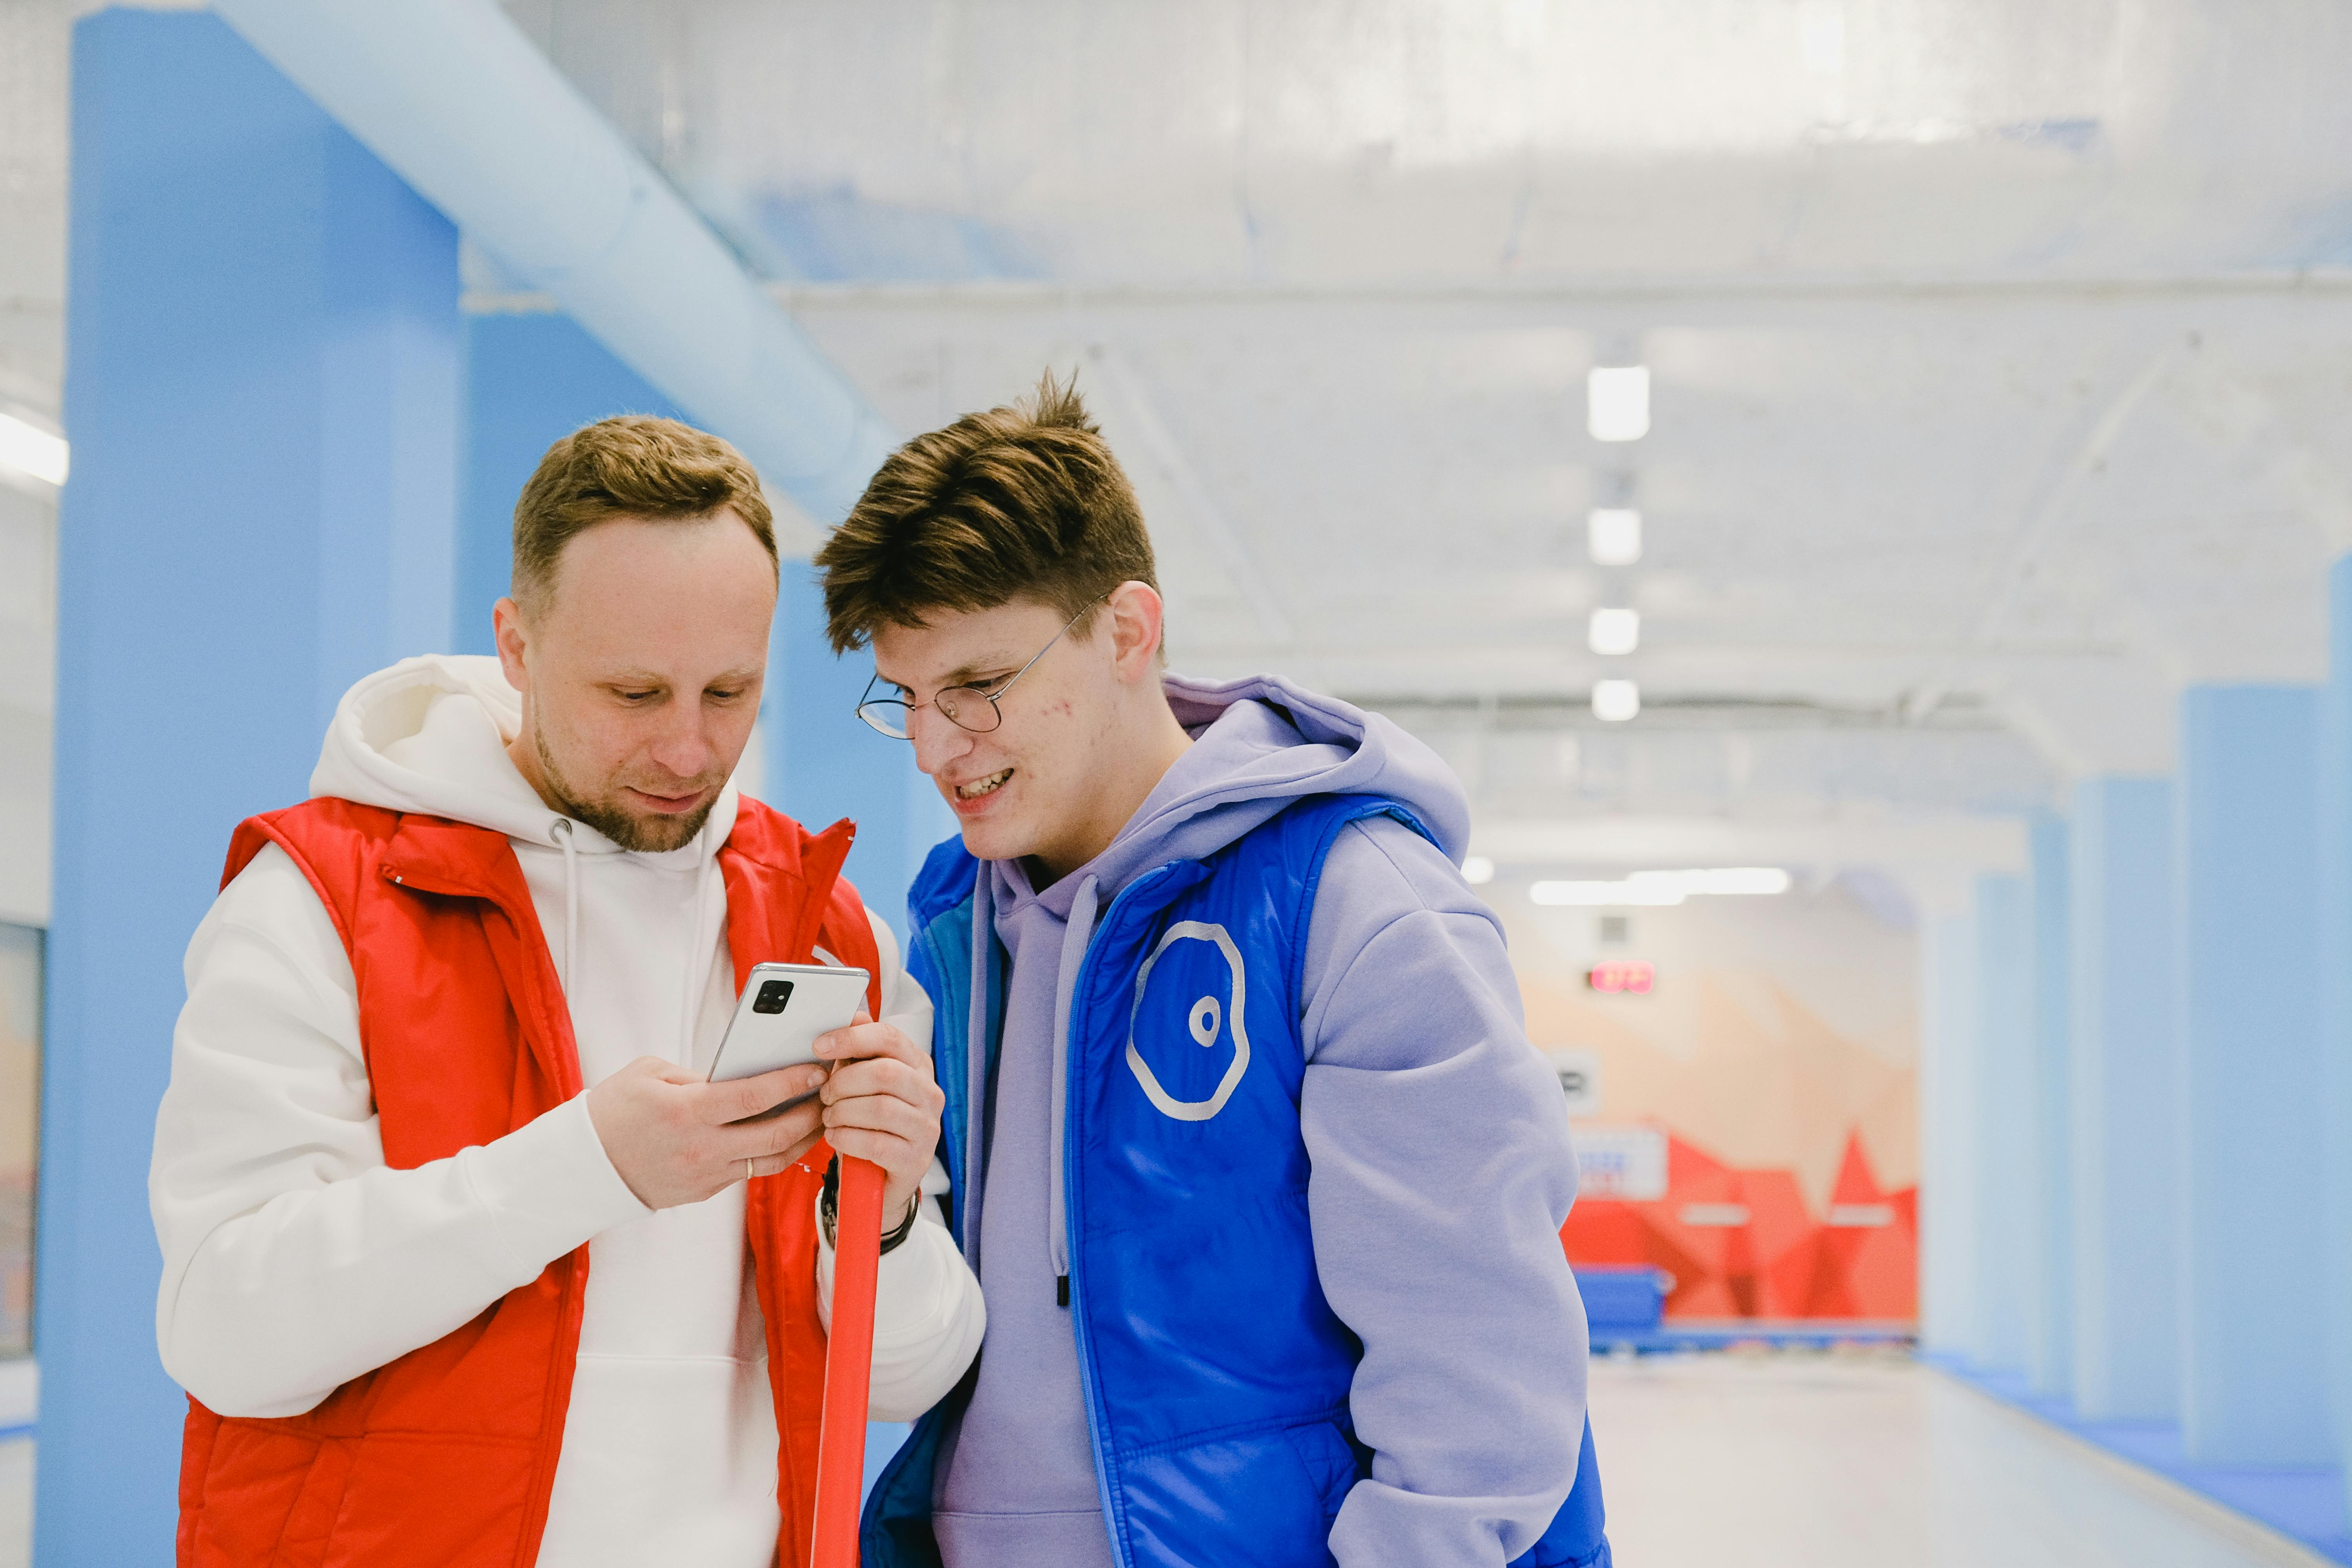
[1588,507,1643,565]
[1589,606,1640,655]
[1587,365,1650,442]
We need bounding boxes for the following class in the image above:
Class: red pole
[811,1155,887,1568]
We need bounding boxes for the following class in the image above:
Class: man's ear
[1104,581,1166,680]
[492,596,532,694]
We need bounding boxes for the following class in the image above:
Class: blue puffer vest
[862,793,1610,1568]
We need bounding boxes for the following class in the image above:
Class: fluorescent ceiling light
[0,412,68,487]
[1588,507,1642,565]
[1589,606,1640,656]
[1626,867,1793,896]
[1462,855,1496,885]
[1587,365,1649,443]
[1528,867,1793,907]
[1532,880,1685,907]
[1801,7,1845,72]
[1591,678,1641,722]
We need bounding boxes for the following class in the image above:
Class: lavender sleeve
[1299,818,1590,1568]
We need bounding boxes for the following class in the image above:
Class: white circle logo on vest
[1126,920,1251,1121]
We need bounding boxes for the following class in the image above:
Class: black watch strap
[820,1154,923,1256]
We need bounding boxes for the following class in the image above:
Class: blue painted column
[42,13,458,1562]
[2067,776,2181,1421]
[457,311,692,654]
[2026,817,2072,1396]
[2177,685,2331,1466]
[2318,555,2352,1510]
[1972,872,2034,1374]
[1919,909,1982,1357]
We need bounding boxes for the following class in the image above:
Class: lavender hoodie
[931,674,1591,1568]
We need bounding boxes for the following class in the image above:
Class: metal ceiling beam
[214,0,897,528]
[752,273,2352,312]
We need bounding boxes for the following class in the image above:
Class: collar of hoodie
[544,811,724,1068]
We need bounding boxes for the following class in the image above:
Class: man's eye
[706,688,745,703]
[618,689,660,703]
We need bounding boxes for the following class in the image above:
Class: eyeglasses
[855,594,1110,740]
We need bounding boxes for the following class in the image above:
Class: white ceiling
[491,0,2352,887]
[10,2,2352,906]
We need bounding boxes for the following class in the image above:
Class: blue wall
[2026,816,2072,1397]
[2320,555,2352,1508]
[2175,685,2331,1466]
[2067,775,2181,1421]
[1920,910,1981,1357]
[458,311,693,656]
[42,13,458,1560]
[1972,872,2034,1373]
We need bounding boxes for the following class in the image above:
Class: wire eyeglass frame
[855,592,1112,740]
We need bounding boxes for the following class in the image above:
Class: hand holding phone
[583,962,871,1212]
[708,963,873,1121]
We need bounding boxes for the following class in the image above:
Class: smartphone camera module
[752,979,794,1015]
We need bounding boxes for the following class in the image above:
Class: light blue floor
[1588,1352,2331,1567]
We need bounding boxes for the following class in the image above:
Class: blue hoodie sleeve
[1299,816,1590,1568]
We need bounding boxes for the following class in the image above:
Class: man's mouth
[626,784,711,815]
[954,768,1014,802]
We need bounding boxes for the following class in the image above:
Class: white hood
[308,653,740,857]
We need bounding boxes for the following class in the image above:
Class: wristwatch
[819,1154,922,1256]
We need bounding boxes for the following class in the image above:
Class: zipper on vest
[1048,874,1102,1300]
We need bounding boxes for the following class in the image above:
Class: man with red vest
[150,416,986,1568]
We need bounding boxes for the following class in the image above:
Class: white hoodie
[150,655,985,1567]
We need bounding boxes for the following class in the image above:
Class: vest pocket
[1279,1418,1367,1531]
[269,1438,357,1568]
[1117,1416,1360,1568]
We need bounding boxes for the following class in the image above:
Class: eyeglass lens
[934,687,1000,733]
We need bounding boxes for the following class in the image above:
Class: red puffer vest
[175,795,881,1568]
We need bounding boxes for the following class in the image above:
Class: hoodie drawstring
[1049,875,1101,1306]
[551,818,580,997]
[552,814,721,1071]
[679,826,719,1069]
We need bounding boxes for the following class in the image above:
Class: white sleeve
[150,844,648,1418]
[814,908,986,1420]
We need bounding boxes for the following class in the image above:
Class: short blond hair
[513,415,775,614]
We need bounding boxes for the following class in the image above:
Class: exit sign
[1586,959,1655,995]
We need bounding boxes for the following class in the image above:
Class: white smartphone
[707,961,871,1120]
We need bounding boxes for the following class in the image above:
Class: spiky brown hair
[814,372,1159,653]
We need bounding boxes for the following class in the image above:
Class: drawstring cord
[1048,875,1101,1305]
[679,823,719,1068]
[552,818,579,998]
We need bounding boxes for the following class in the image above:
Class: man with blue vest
[816,376,1609,1568]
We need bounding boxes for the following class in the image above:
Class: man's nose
[649,706,716,780]
[907,706,971,776]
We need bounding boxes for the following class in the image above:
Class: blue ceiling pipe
[212,0,900,529]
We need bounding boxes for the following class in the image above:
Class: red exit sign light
[1586,959,1655,995]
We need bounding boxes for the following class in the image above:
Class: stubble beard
[532,717,720,853]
